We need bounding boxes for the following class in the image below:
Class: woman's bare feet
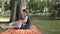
[0,24,7,29]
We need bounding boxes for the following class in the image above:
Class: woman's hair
[23,9,29,15]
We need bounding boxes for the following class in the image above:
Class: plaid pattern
[0,25,42,34]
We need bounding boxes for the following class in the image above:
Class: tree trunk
[10,0,17,22]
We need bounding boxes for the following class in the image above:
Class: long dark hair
[23,9,29,16]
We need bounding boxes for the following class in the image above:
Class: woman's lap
[8,21,31,29]
[8,21,22,28]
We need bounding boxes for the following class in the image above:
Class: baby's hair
[23,9,29,15]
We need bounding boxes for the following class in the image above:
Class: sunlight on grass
[0,17,10,22]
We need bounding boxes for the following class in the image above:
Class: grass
[31,16,60,34]
[0,16,10,22]
[0,16,60,34]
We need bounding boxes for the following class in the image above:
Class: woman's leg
[0,24,9,29]
[0,24,18,29]
[0,21,23,29]
[0,23,16,29]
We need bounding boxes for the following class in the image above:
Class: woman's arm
[13,16,28,24]
[19,16,28,24]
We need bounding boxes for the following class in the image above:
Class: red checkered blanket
[0,25,42,34]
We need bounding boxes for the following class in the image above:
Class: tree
[10,0,17,22]
[27,0,45,14]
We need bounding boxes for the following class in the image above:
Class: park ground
[0,16,60,34]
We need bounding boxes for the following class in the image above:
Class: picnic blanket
[0,25,42,34]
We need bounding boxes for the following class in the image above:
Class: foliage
[27,0,57,13]
[0,0,2,7]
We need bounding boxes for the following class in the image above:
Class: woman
[0,9,31,29]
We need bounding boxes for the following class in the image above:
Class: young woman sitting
[0,9,31,29]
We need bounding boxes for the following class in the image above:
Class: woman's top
[21,15,31,29]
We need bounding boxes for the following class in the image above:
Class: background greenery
[0,0,60,19]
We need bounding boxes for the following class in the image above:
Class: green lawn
[31,16,60,34]
[0,16,10,22]
[0,16,60,34]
